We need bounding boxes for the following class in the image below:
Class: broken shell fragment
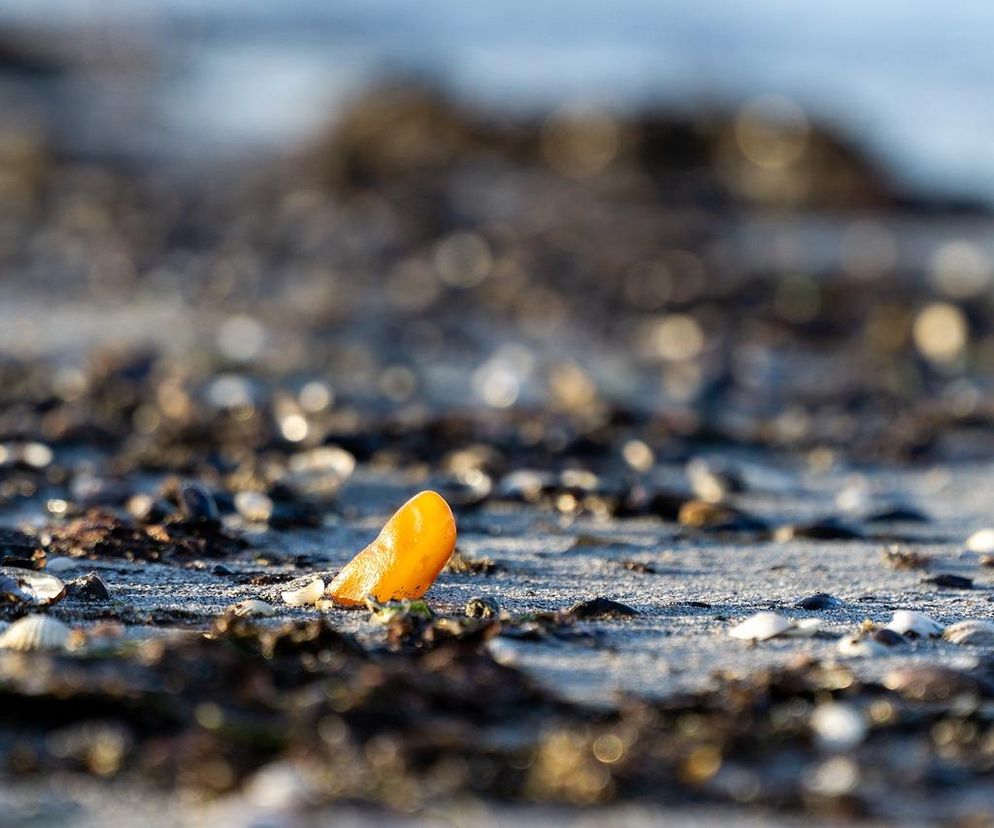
[227,599,277,618]
[0,614,72,652]
[885,610,943,639]
[943,620,994,646]
[325,490,456,606]
[0,567,66,606]
[282,578,325,607]
[782,618,823,637]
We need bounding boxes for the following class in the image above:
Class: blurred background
[3,0,994,468]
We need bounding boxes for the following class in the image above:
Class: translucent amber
[325,490,456,606]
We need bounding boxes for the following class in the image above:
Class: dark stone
[923,573,974,590]
[66,572,111,601]
[794,592,843,610]
[565,597,639,619]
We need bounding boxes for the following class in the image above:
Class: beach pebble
[66,573,110,601]
[795,592,843,610]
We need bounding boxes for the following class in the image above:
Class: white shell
[44,557,79,574]
[810,703,867,751]
[837,634,888,657]
[966,528,994,553]
[281,578,325,607]
[234,491,274,523]
[943,620,994,645]
[728,612,791,641]
[0,567,66,605]
[782,618,822,637]
[885,610,943,639]
[0,614,71,652]
[227,599,277,618]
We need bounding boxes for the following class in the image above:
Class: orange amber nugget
[325,490,456,606]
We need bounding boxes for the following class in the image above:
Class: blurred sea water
[3,0,994,201]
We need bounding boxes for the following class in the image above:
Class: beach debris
[881,544,931,570]
[66,572,111,601]
[922,573,973,590]
[966,528,994,554]
[795,592,843,610]
[235,491,275,524]
[728,611,820,641]
[565,597,639,620]
[465,596,498,618]
[227,599,276,618]
[0,614,71,652]
[365,596,432,624]
[444,548,500,575]
[324,490,456,606]
[0,567,66,606]
[885,610,943,639]
[943,620,994,646]
[282,577,325,607]
[621,560,658,574]
[810,703,867,751]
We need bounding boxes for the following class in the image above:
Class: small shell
[0,567,66,606]
[966,528,994,554]
[885,610,943,639]
[227,599,277,618]
[281,578,324,607]
[0,614,71,652]
[810,703,867,751]
[943,620,994,646]
[837,634,889,657]
[728,611,791,641]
